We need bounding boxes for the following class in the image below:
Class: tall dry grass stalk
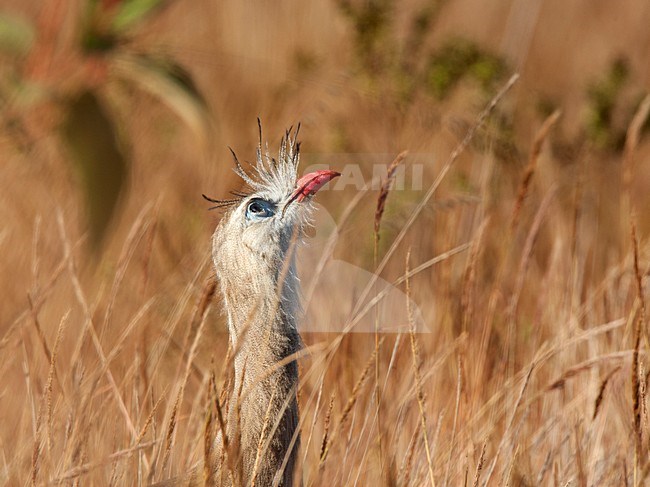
[630,220,646,467]
[622,95,650,240]
[405,249,435,487]
[372,148,407,479]
[3,11,650,483]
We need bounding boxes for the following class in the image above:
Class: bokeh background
[1,0,650,485]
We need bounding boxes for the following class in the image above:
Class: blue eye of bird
[246,199,276,220]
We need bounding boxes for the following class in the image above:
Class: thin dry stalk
[472,440,487,487]
[302,376,324,467]
[319,343,380,467]
[250,386,277,487]
[276,373,329,487]
[505,186,557,375]
[510,110,561,231]
[0,235,84,353]
[53,441,157,482]
[483,361,535,484]
[461,218,490,333]
[27,293,52,365]
[443,357,462,487]
[502,445,519,487]
[219,343,234,407]
[233,360,247,487]
[100,203,153,340]
[159,292,211,478]
[142,254,211,404]
[211,370,238,487]
[622,95,650,220]
[30,215,41,290]
[172,278,216,391]
[374,150,409,238]
[406,250,436,487]
[203,379,215,486]
[507,186,557,323]
[319,393,335,461]
[593,366,621,420]
[45,311,69,452]
[154,422,177,483]
[135,390,167,445]
[400,427,418,486]
[56,211,138,441]
[349,74,519,323]
[349,242,471,332]
[140,204,160,299]
[631,220,646,460]
[371,149,407,480]
[574,422,587,487]
[430,410,446,471]
[569,151,585,319]
[31,311,69,485]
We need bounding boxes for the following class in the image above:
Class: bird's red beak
[289,170,341,204]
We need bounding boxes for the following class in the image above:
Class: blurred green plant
[585,58,629,150]
[425,38,507,100]
[0,0,210,247]
[334,0,508,104]
[62,91,127,244]
[336,0,393,77]
[0,13,34,57]
[584,58,650,151]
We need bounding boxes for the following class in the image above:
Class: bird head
[206,122,339,292]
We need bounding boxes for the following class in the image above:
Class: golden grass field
[1,0,650,485]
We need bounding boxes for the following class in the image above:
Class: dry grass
[1,0,650,485]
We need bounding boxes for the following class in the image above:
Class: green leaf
[61,90,128,246]
[111,53,211,141]
[111,0,170,32]
[0,12,35,56]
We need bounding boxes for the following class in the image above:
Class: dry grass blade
[400,427,418,486]
[159,290,211,478]
[461,218,490,333]
[593,366,622,420]
[631,219,645,461]
[546,352,631,391]
[623,95,650,215]
[302,377,324,467]
[406,249,436,487]
[510,110,561,231]
[135,390,167,445]
[203,380,215,486]
[45,311,69,452]
[53,441,158,482]
[483,361,535,484]
[31,311,69,486]
[374,150,408,238]
[27,293,52,366]
[56,211,138,441]
[211,372,237,487]
[372,150,407,480]
[349,74,520,323]
[320,393,335,461]
[100,203,153,339]
[443,356,462,487]
[348,242,471,332]
[1,235,84,354]
[250,386,277,487]
[319,342,381,467]
[472,440,487,487]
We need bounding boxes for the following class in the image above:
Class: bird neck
[219,259,302,486]
[220,255,303,379]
